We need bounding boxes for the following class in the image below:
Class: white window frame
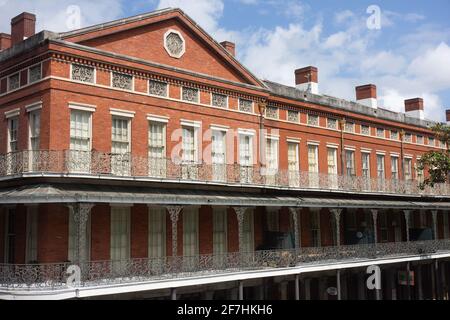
[288,141,300,187]
[110,206,131,268]
[391,155,399,180]
[7,72,20,92]
[148,119,168,177]
[213,207,228,257]
[148,206,166,258]
[211,127,227,182]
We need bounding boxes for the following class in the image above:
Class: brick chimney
[295,66,318,94]
[446,110,450,125]
[356,84,377,109]
[11,12,36,46]
[405,98,424,120]
[0,33,11,51]
[220,41,235,56]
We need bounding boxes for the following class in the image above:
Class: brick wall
[131,205,148,259]
[91,204,111,261]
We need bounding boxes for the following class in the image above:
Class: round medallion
[164,29,186,59]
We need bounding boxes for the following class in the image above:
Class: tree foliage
[417,123,450,188]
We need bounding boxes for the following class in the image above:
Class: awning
[0,184,449,210]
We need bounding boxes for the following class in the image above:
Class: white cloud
[0,0,123,33]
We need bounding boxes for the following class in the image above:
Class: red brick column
[38,204,69,263]
[91,205,110,261]
[199,206,213,255]
[131,205,148,258]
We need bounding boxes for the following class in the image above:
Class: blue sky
[1,0,449,121]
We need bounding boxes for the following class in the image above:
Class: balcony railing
[1,240,449,291]
[0,150,449,196]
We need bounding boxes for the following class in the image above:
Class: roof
[1,184,449,210]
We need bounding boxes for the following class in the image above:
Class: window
[362,153,371,178]
[4,209,16,263]
[148,207,166,258]
[416,135,424,145]
[391,130,399,140]
[377,154,385,179]
[308,144,319,187]
[404,158,412,180]
[111,117,131,175]
[211,93,228,108]
[239,133,253,183]
[288,142,299,187]
[183,207,199,258]
[149,121,167,177]
[416,160,424,184]
[345,122,355,133]
[25,206,38,263]
[182,124,199,179]
[429,137,435,146]
[380,212,388,242]
[361,125,370,136]
[327,118,338,130]
[288,110,299,123]
[265,138,279,183]
[69,110,92,173]
[242,209,254,253]
[7,117,18,152]
[376,128,385,138]
[71,64,95,83]
[182,87,199,103]
[265,106,278,119]
[310,209,321,247]
[213,208,227,258]
[29,64,42,84]
[239,99,253,113]
[404,133,412,143]
[212,129,227,181]
[307,114,319,126]
[391,156,399,180]
[110,207,130,271]
[112,72,133,90]
[7,73,20,91]
[149,80,168,97]
[29,110,41,170]
[345,150,355,176]
[327,148,338,188]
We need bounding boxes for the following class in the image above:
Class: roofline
[59,7,267,89]
[48,39,270,94]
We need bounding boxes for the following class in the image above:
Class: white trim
[376,151,386,155]
[327,143,339,149]
[181,119,201,128]
[5,108,20,119]
[344,146,356,151]
[238,128,256,136]
[286,138,301,144]
[266,134,279,141]
[163,29,186,59]
[25,102,43,113]
[307,140,320,146]
[147,114,169,123]
[361,148,372,153]
[390,152,400,157]
[404,154,413,159]
[110,108,135,118]
[210,125,229,132]
[68,102,96,113]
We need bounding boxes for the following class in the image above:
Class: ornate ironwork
[1,150,450,197]
[371,209,378,244]
[212,93,227,108]
[404,210,411,242]
[182,87,199,102]
[361,125,370,135]
[239,99,253,113]
[149,80,168,97]
[1,239,449,291]
[289,208,300,249]
[376,128,385,138]
[391,130,399,140]
[330,209,342,246]
[307,115,319,126]
[29,65,42,83]
[8,73,20,91]
[166,206,183,257]
[165,32,184,57]
[67,203,94,265]
[265,106,278,119]
[112,72,133,90]
[233,207,251,254]
[327,118,338,130]
[345,122,355,133]
[288,110,299,123]
[71,64,95,83]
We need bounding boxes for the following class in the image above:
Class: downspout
[339,118,346,175]
[400,130,405,180]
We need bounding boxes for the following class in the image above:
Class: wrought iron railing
[0,150,449,196]
[1,240,449,291]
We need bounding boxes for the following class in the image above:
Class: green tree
[417,123,450,188]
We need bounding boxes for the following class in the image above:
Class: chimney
[11,12,36,46]
[295,66,318,94]
[220,41,235,56]
[356,84,377,109]
[405,98,425,120]
[446,110,450,125]
[0,33,11,51]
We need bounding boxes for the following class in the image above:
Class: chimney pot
[446,110,450,124]
[405,98,425,120]
[295,66,318,94]
[220,41,235,57]
[356,84,377,109]
[0,33,11,51]
[11,12,36,46]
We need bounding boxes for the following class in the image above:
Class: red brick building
[0,8,449,300]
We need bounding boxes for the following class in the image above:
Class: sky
[1,0,449,121]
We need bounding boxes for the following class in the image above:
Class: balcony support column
[330,209,342,247]
[432,210,438,240]
[167,206,183,257]
[233,207,250,254]
[295,274,300,300]
[68,203,94,265]
[403,210,411,242]
[337,269,342,300]
[238,280,244,300]
[371,209,378,244]
[171,288,177,300]
[289,208,301,250]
